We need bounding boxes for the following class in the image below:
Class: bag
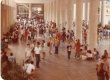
[47,42,50,47]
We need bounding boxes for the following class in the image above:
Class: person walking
[48,37,53,54]
[25,44,32,61]
[34,42,41,68]
[41,40,46,59]
[54,37,59,54]
[67,42,72,60]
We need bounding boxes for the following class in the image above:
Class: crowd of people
[1,16,110,80]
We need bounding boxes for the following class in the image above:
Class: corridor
[6,37,110,80]
[1,0,110,80]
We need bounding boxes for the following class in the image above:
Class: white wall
[102,1,110,26]
[105,16,110,25]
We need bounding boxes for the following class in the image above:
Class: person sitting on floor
[23,59,29,71]
[86,50,93,60]
[26,61,35,74]
[94,51,100,60]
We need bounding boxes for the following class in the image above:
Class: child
[8,53,16,63]
[67,42,72,60]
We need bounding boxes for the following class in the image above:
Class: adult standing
[97,63,105,80]
[75,39,81,59]
[97,55,109,80]
[31,40,36,61]
[34,42,41,68]
[62,29,66,42]
[20,27,25,41]
[48,37,53,54]
[54,37,59,54]
[41,40,46,59]
[56,31,61,46]
[25,44,32,61]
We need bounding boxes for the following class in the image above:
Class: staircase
[18,4,41,18]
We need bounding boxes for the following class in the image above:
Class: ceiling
[14,0,108,4]
[14,0,55,3]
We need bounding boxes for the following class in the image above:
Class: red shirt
[56,33,61,39]
[25,31,29,36]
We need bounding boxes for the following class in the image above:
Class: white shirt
[28,31,31,37]
[20,25,23,28]
[87,53,93,58]
[25,47,32,57]
[24,20,26,25]
[93,51,97,55]
[26,63,35,74]
[8,56,15,63]
[31,44,35,48]
[23,63,28,71]
[67,44,72,51]
[20,29,24,35]
[34,47,41,54]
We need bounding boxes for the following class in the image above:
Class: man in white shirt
[25,44,32,61]
[26,61,35,74]
[34,42,41,68]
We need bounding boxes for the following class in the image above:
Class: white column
[88,3,90,24]
[88,0,99,50]
[49,2,52,21]
[101,1,106,27]
[85,2,89,23]
[53,0,56,22]
[60,0,66,29]
[99,1,102,23]
[48,3,50,22]
[44,3,46,21]
[29,4,32,19]
[73,3,76,35]
[76,0,83,42]
[67,0,73,31]
[56,0,60,27]
[0,2,1,42]
[46,4,48,22]
[51,1,54,22]
[50,1,53,22]
[14,1,17,22]
[73,4,76,21]
[83,3,85,20]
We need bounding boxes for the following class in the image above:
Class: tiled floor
[6,37,110,80]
